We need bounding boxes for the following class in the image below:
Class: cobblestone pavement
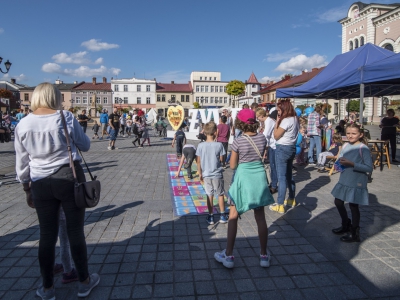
[0,126,400,299]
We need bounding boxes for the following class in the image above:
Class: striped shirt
[231,133,266,164]
[307,111,321,136]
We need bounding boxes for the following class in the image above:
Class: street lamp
[0,57,12,74]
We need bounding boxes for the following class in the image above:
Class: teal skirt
[228,161,274,215]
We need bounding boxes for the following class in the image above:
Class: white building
[191,71,230,108]
[236,72,261,107]
[111,77,157,110]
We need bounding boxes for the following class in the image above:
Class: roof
[338,2,400,22]
[156,82,192,93]
[74,82,111,91]
[55,82,84,90]
[246,72,259,84]
[258,68,325,95]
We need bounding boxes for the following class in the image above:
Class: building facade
[0,79,26,113]
[191,71,230,108]
[156,81,192,117]
[339,2,400,123]
[111,77,156,111]
[72,77,112,116]
[236,72,261,107]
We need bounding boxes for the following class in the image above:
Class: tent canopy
[276,43,400,99]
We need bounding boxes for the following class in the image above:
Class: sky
[0,0,395,86]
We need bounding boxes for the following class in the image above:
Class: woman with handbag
[15,83,100,299]
[269,99,299,214]
[214,109,274,269]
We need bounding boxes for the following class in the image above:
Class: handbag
[60,111,101,208]
[242,134,270,184]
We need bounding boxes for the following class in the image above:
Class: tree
[316,102,332,114]
[226,80,245,107]
[0,89,13,99]
[346,99,365,112]
[193,102,200,109]
[96,104,103,114]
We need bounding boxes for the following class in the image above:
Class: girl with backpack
[331,122,373,242]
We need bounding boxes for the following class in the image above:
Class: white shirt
[276,117,299,146]
[264,118,276,149]
[15,110,90,183]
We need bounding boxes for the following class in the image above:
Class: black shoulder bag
[60,111,101,208]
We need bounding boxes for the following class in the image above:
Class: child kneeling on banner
[175,144,197,179]
[214,109,274,269]
[196,122,227,225]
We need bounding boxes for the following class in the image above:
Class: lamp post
[0,57,12,74]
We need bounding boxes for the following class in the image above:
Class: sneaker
[206,214,214,225]
[308,162,316,166]
[214,249,234,268]
[284,198,296,207]
[107,146,112,150]
[123,135,126,137]
[138,145,143,148]
[269,203,285,214]
[219,214,228,224]
[53,263,63,275]
[111,146,115,150]
[36,285,55,300]
[260,253,271,268]
[62,268,79,284]
[99,137,103,140]
[77,273,100,298]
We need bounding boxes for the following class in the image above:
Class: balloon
[305,106,314,116]
[296,146,301,155]
[295,108,302,117]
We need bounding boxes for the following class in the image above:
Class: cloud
[260,75,281,83]
[94,57,103,64]
[42,63,121,77]
[2,73,27,82]
[316,5,348,23]
[0,28,4,34]
[264,48,302,62]
[52,51,91,64]
[150,70,190,83]
[275,54,327,73]
[81,39,119,51]
[292,24,310,29]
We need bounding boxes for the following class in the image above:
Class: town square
[1,1,400,299]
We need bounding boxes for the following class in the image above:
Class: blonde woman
[15,83,100,299]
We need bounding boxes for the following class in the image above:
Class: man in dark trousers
[108,107,120,150]
[77,110,91,133]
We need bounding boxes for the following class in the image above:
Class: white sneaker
[214,249,234,268]
[260,253,271,268]
[107,146,112,150]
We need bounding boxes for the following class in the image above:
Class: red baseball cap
[237,109,257,124]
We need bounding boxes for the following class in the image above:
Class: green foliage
[121,108,130,113]
[71,106,82,115]
[346,99,365,112]
[316,102,332,114]
[96,104,103,114]
[226,80,245,97]
[193,102,201,109]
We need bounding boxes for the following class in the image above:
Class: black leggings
[381,134,397,160]
[31,164,89,288]
[334,198,360,228]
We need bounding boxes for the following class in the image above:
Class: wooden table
[368,140,389,171]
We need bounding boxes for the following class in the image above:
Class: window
[220,86,223,92]
[103,97,108,104]
[123,85,128,91]
[205,86,209,92]
[76,91,81,94]
[62,94,65,101]
[114,97,119,103]
[103,91,108,94]
[196,86,199,92]
[162,95,165,102]
[334,103,339,115]
[224,97,227,104]
[211,86,214,92]
[186,95,189,102]
[205,97,208,103]
[384,44,394,52]
[124,97,128,104]
[96,97,101,104]
[224,86,227,92]
[137,85,141,92]
[157,95,161,102]
[220,97,223,103]
[146,85,150,92]
[214,77,217,80]
[215,86,219,92]
[89,91,94,94]
[355,38,359,49]
[83,97,88,104]
[146,97,150,104]
[181,95,185,102]
[200,77,202,80]
[24,93,29,101]
[349,41,353,51]
[114,85,119,91]
[75,97,81,104]
[360,36,364,46]
[210,97,214,103]
[171,95,176,101]
[137,97,141,104]
[201,86,204,92]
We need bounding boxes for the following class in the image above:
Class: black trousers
[183,147,196,175]
[381,134,397,160]
[221,142,228,166]
[31,164,89,288]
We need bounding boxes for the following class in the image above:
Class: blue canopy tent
[276,43,400,122]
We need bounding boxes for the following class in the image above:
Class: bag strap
[60,110,96,181]
[242,134,263,161]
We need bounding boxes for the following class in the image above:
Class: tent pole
[359,84,364,124]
